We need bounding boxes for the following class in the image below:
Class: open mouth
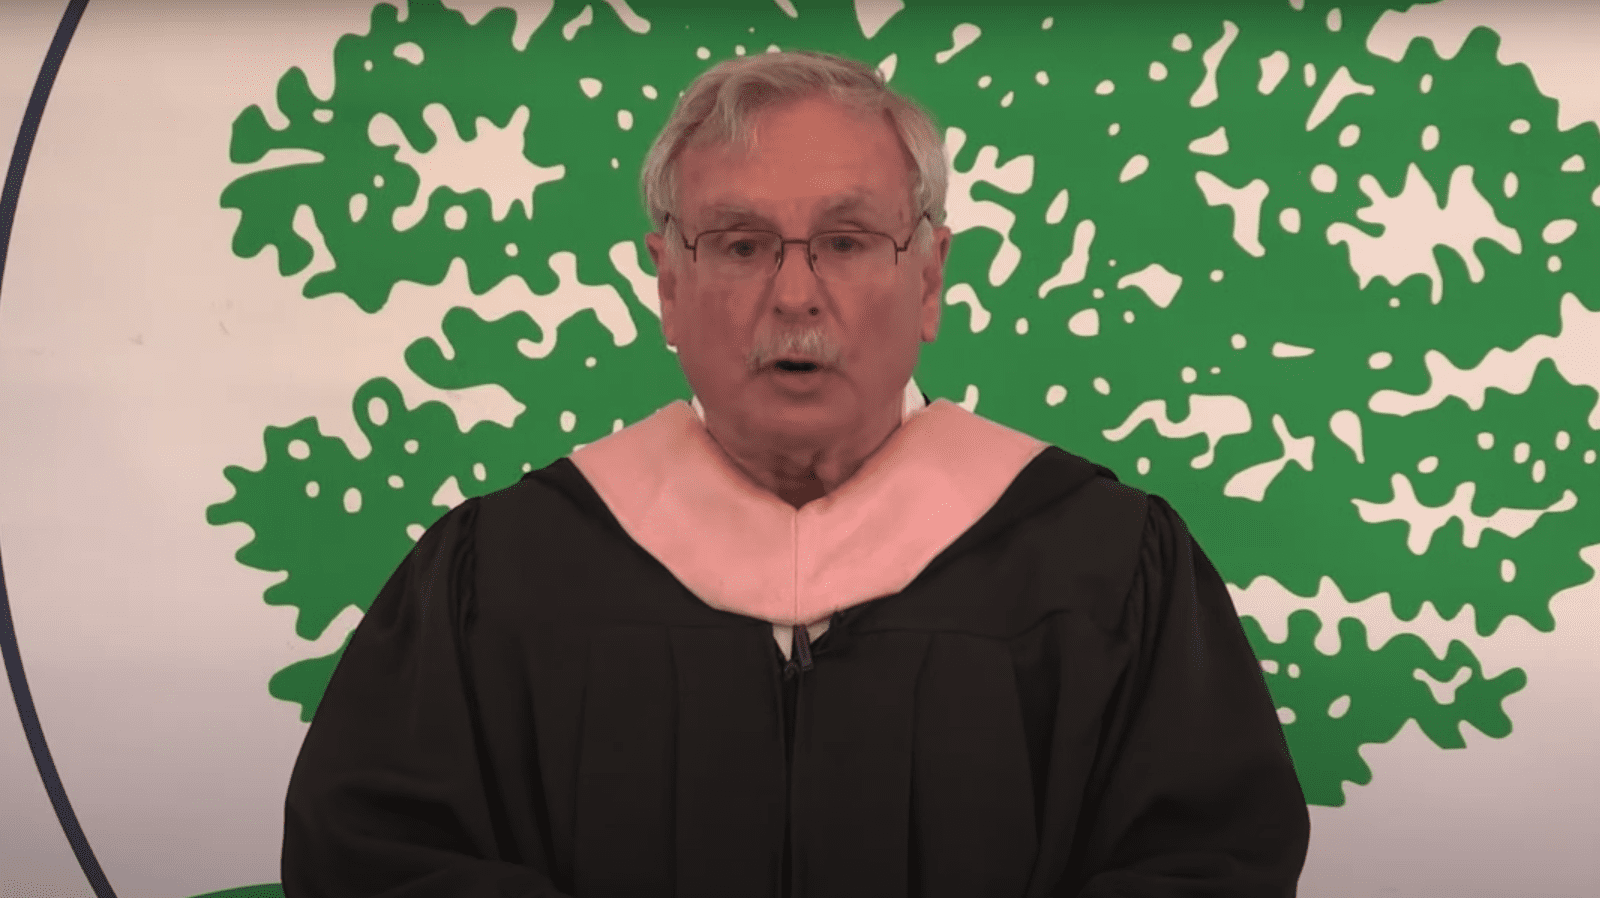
[774,360,820,372]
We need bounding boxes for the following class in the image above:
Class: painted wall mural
[2,1,1597,896]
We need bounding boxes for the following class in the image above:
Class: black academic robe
[281,445,1310,897]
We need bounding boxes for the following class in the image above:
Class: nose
[772,240,823,316]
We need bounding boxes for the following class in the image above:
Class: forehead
[695,192,896,229]
[677,96,911,229]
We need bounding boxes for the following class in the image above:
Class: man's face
[645,95,951,444]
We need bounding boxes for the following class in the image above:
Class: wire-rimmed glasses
[665,211,931,285]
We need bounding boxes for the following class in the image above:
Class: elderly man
[282,49,1309,897]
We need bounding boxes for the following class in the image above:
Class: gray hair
[640,49,948,256]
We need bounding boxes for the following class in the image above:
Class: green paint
[1243,610,1527,806]
[182,885,283,898]
[208,0,1599,808]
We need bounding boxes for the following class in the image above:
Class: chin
[759,398,845,419]
[754,395,852,429]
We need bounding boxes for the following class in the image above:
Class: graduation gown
[281,390,1310,898]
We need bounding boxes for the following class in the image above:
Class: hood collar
[569,381,1049,627]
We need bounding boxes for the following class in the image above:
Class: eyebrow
[699,195,887,230]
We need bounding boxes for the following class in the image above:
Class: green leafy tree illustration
[207,0,1597,811]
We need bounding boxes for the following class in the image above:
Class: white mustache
[748,329,842,370]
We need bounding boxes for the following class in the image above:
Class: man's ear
[646,231,678,347]
[920,225,951,343]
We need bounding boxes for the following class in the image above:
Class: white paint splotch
[609,239,661,321]
[934,22,982,64]
[1352,473,1578,555]
[1329,408,1366,463]
[943,126,1033,286]
[1102,393,1253,469]
[369,104,565,231]
[1119,153,1150,182]
[876,52,898,83]
[440,0,555,51]
[1370,293,1600,429]
[600,0,652,34]
[1326,163,1520,304]
[1191,20,1240,108]
[1223,413,1316,501]
[1542,219,1578,244]
[1038,219,1097,298]
[499,251,642,359]
[1067,306,1100,337]
[855,0,905,40]
[1116,262,1183,308]
[944,283,992,333]
[1415,666,1473,704]
[1311,163,1338,192]
[562,5,594,40]
[1045,188,1069,224]
[1189,126,1230,155]
[1229,572,1493,665]
[304,243,648,454]
[1368,0,1600,132]
[1259,49,1291,94]
[1196,171,1270,257]
[392,42,424,64]
[1307,65,1376,131]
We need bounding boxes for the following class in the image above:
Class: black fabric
[780,638,797,898]
[282,445,1310,897]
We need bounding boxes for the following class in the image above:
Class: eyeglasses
[665,210,931,285]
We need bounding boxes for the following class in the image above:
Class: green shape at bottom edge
[184,885,283,898]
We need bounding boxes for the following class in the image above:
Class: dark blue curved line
[0,2,117,898]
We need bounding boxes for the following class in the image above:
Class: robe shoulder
[469,443,1157,640]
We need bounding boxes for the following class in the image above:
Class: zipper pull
[793,623,814,672]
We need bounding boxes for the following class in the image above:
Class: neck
[702,398,905,510]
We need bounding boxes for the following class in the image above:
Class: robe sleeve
[1073,494,1311,897]
[281,498,571,898]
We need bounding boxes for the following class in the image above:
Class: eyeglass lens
[698,230,895,282]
